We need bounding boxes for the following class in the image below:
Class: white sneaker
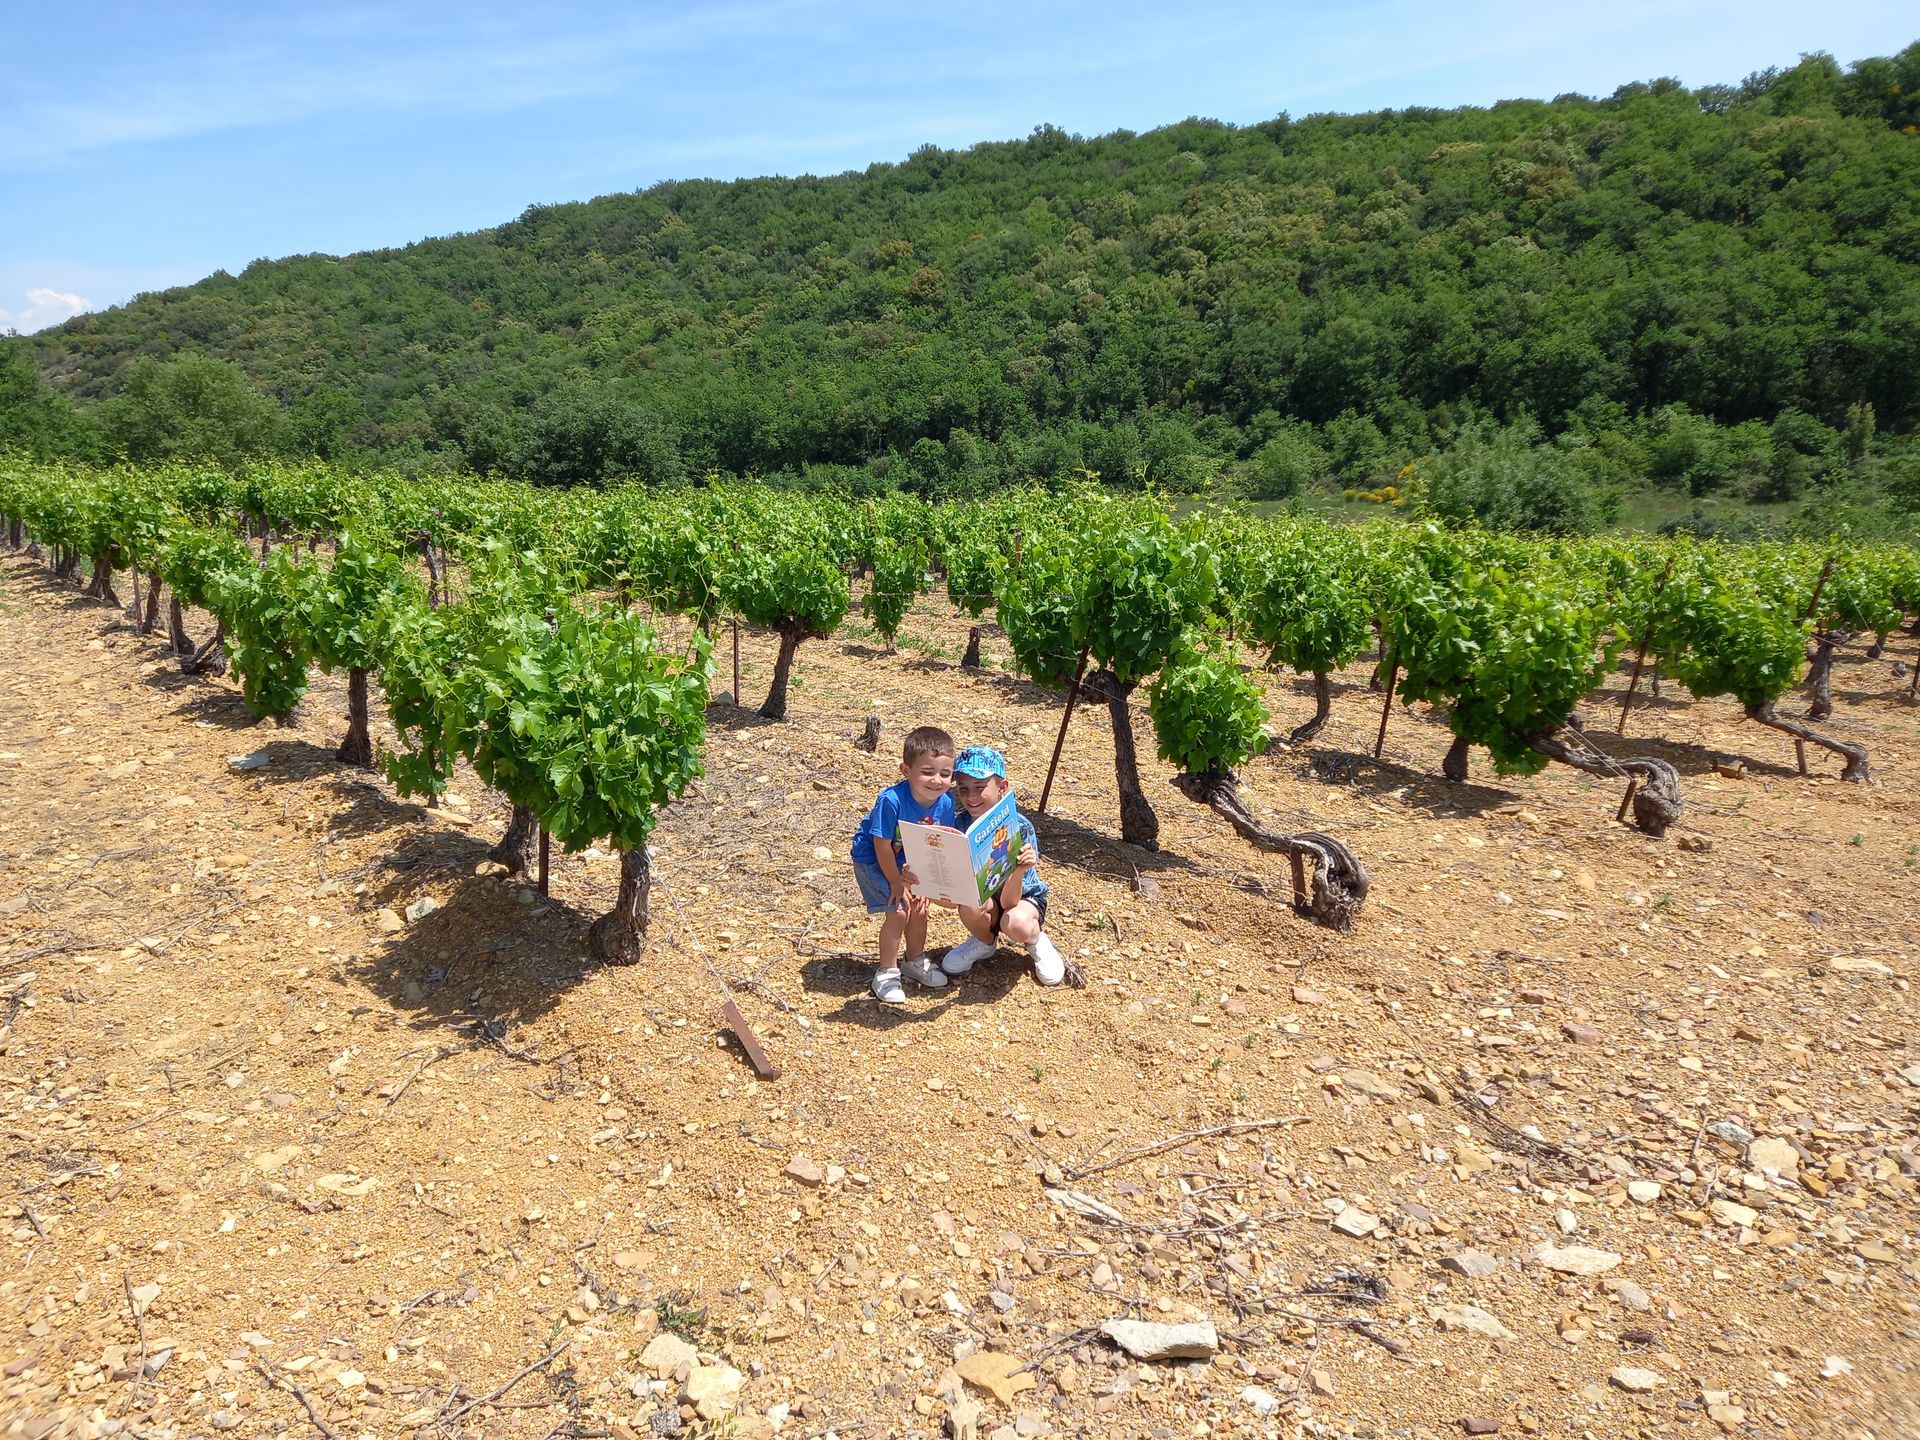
[899,955,950,989]
[1029,933,1066,987]
[941,935,997,976]
[871,967,906,1004]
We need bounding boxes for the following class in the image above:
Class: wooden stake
[1616,556,1676,735]
[1801,556,1837,622]
[1615,776,1640,824]
[721,999,781,1080]
[1038,640,1094,815]
[1372,648,1398,760]
[731,619,741,706]
[537,827,550,896]
[1795,738,1808,775]
[1289,851,1308,909]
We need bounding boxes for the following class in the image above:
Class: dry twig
[1062,1116,1308,1181]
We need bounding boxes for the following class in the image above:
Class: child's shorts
[852,858,899,915]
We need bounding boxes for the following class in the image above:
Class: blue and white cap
[953,745,1006,779]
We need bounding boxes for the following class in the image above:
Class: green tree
[99,355,283,468]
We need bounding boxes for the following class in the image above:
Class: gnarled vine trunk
[1089,667,1158,850]
[1288,671,1333,745]
[1805,629,1844,722]
[490,803,540,876]
[139,571,162,635]
[759,623,807,720]
[1526,728,1684,836]
[587,847,651,965]
[186,619,228,677]
[1170,769,1370,929]
[1744,701,1868,783]
[84,555,120,606]
[168,596,194,655]
[54,549,79,581]
[336,667,375,767]
[961,625,983,669]
[1441,732,1471,783]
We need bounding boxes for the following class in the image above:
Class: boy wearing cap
[942,746,1067,986]
[852,725,959,1004]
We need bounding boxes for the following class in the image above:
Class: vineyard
[2,461,1919,1439]
[4,461,1918,919]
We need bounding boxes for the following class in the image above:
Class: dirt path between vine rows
[1,554,1917,1440]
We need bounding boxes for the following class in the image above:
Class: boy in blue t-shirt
[851,725,958,1003]
[941,746,1067,986]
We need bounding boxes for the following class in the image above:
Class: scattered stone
[1828,956,1892,976]
[253,1145,301,1174]
[1710,1199,1757,1228]
[227,751,271,771]
[783,1155,823,1187]
[1341,1068,1401,1099]
[375,909,404,934]
[1706,1120,1755,1147]
[403,896,440,924]
[1099,1319,1218,1361]
[953,1350,1037,1405]
[1607,1279,1651,1313]
[640,1333,698,1376]
[1821,1355,1852,1379]
[1308,1367,1336,1397]
[1555,1209,1579,1235]
[1627,1180,1661,1205]
[1538,1245,1621,1276]
[1333,1208,1380,1238]
[1560,1022,1604,1045]
[683,1364,743,1421]
[1431,1304,1516,1341]
[1676,835,1713,852]
[1462,1420,1501,1436]
[1292,985,1329,1006]
[1241,1387,1279,1418]
[1747,1137,1799,1175]
[1707,1403,1747,1429]
[1440,1250,1499,1280]
[1609,1367,1661,1393]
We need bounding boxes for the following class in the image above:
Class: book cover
[896,788,1021,907]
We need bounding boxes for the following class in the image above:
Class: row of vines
[4,459,1917,950]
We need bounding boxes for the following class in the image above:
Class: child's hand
[1014,843,1038,873]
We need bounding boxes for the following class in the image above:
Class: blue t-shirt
[851,780,957,867]
[958,806,1050,905]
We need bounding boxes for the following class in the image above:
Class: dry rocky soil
[1,554,1917,1440]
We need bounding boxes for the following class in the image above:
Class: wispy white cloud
[0,1,818,166]
[0,287,93,334]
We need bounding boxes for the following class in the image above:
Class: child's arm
[995,842,1037,910]
[871,838,923,911]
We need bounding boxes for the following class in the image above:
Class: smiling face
[902,750,955,808]
[953,771,1008,815]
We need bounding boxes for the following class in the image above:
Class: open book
[897,789,1022,907]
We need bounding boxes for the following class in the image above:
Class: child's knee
[1001,903,1041,943]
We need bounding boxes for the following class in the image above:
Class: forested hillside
[8,45,1920,504]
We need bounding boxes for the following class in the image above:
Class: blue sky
[3,1,1913,333]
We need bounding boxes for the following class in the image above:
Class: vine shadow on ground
[230,741,609,1041]
[1280,747,1521,819]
